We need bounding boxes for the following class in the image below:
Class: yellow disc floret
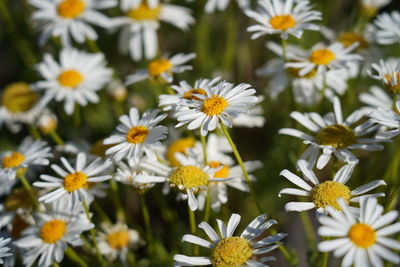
[169,165,209,189]
[338,32,368,49]
[166,137,196,166]
[2,152,25,168]
[310,181,351,210]
[202,95,228,116]
[211,237,253,267]
[269,15,296,31]
[384,72,400,94]
[183,89,207,101]
[127,3,161,20]
[147,58,172,78]
[58,70,84,88]
[126,126,149,144]
[348,223,376,248]
[2,82,38,113]
[310,49,336,65]
[64,171,88,192]
[315,124,356,149]
[208,161,229,178]
[57,0,85,18]
[40,219,67,243]
[107,230,130,250]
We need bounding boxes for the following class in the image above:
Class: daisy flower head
[173,213,287,266]
[204,0,249,13]
[104,108,168,161]
[369,108,400,139]
[33,48,113,115]
[232,95,266,128]
[359,85,394,115]
[29,0,117,46]
[0,238,12,264]
[34,152,112,210]
[318,197,400,267]
[0,137,51,180]
[279,97,384,169]
[125,53,196,85]
[369,58,400,100]
[245,0,322,40]
[114,157,156,192]
[370,11,400,45]
[115,0,195,61]
[175,81,259,136]
[361,0,391,17]
[279,160,386,213]
[98,222,141,262]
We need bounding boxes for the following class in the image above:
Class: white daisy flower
[285,42,362,77]
[369,58,400,103]
[104,108,168,161]
[175,81,258,136]
[204,0,249,13]
[34,152,112,209]
[0,137,51,180]
[279,97,384,169]
[173,213,287,266]
[125,53,196,85]
[318,197,400,267]
[0,238,12,265]
[115,0,194,61]
[245,0,321,40]
[359,85,394,115]
[279,160,386,213]
[97,222,141,262]
[232,96,266,128]
[361,0,391,11]
[14,205,93,267]
[115,157,156,192]
[370,11,400,45]
[29,0,117,46]
[33,48,113,115]
[369,108,400,139]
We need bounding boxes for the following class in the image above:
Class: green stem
[219,122,262,214]
[109,179,126,222]
[200,135,208,164]
[299,209,316,244]
[281,38,287,61]
[203,188,211,223]
[139,193,153,248]
[222,4,237,71]
[49,130,64,146]
[188,205,198,255]
[28,126,41,140]
[321,250,329,267]
[86,38,101,53]
[52,262,60,267]
[17,173,39,210]
[65,247,89,267]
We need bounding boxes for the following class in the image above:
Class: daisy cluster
[0,0,399,266]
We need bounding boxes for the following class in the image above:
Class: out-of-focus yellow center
[107,230,130,250]
[64,171,88,192]
[211,237,252,267]
[310,181,351,210]
[384,72,400,94]
[310,49,336,65]
[338,32,368,49]
[208,161,229,178]
[2,152,25,168]
[40,219,67,243]
[166,137,196,166]
[202,95,228,116]
[183,89,207,101]
[127,3,161,20]
[2,82,38,113]
[58,70,84,88]
[316,124,356,149]
[348,223,376,248]
[169,165,208,189]
[269,15,296,30]
[126,126,149,144]
[57,0,86,18]
[147,58,172,78]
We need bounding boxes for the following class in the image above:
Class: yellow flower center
[269,15,296,31]
[107,230,130,250]
[126,126,149,144]
[310,181,351,210]
[57,0,86,18]
[2,152,25,168]
[5,188,36,211]
[183,89,207,101]
[147,58,172,78]
[338,32,368,49]
[310,49,336,65]
[384,72,400,94]
[64,171,88,192]
[2,82,38,113]
[166,137,196,166]
[208,161,230,178]
[40,219,67,243]
[127,3,161,20]
[348,223,376,248]
[211,237,253,267]
[58,69,84,88]
[202,95,228,116]
[315,124,356,149]
[169,165,209,189]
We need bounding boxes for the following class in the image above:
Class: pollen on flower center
[338,32,368,49]
[40,219,67,244]
[58,70,84,88]
[64,171,88,192]
[166,137,196,166]
[348,223,376,248]
[183,89,207,101]
[315,124,356,149]
[384,72,400,94]
[57,0,86,19]
[310,181,351,210]
[126,126,149,144]
[310,49,336,65]
[147,58,172,78]
[208,161,229,178]
[2,82,38,113]
[107,230,130,250]
[127,3,161,20]
[202,95,228,116]
[2,152,25,168]
[211,237,252,267]
[269,15,296,31]
[169,165,209,189]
